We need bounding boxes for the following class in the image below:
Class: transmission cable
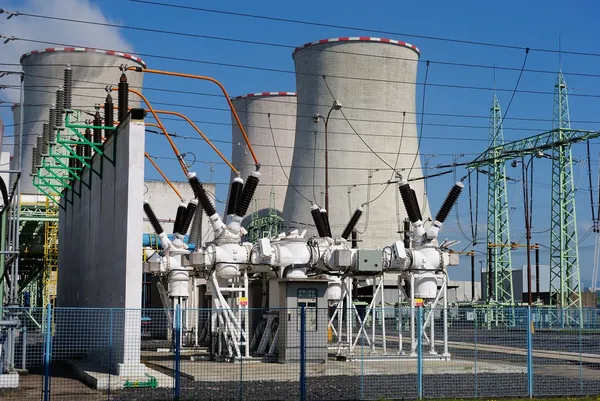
[267,113,311,204]
[586,140,597,228]
[407,60,430,180]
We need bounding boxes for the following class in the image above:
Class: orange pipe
[153,109,238,174]
[144,151,183,201]
[127,67,259,169]
[125,88,189,176]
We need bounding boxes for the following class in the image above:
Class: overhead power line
[9,9,600,77]
[127,0,600,58]
[7,35,600,101]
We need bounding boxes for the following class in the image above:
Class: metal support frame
[247,187,283,242]
[550,71,582,327]
[486,95,514,307]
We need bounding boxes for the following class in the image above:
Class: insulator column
[226,177,244,216]
[42,123,50,156]
[435,182,464,224]
[310,204,327,237]
[36,136,43,164]
[181,199,199,235]
[173,202,187,235]
[398,181,421,223]
[63,65,73,110]
[341,207,363,240]
[48,107,57,144]
[118,73,129,123]
[403,218,411,248]
[104,93,114,140]
[93,109,102,146]
[143,201,164,235]
[320,208,332,238]
[84,128,92,158]
[234,171,260,218]
[188,172,217,217]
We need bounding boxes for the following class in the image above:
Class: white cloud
[0,0,133,103]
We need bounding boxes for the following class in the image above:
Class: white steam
[0,0,134,103]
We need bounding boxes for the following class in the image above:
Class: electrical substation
[1,8,600,400]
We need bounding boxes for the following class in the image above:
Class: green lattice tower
[550,71,582,326]
[247,187,283,242]
[487,95,514,307]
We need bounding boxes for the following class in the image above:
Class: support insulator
[84,128,92,158]
[118,73,129,123]
[403,218,411,248]
[188,172,216,216]
[435,182,464,224]
[75,137,83,170]
[31,151,37,175]
[310,204,327,237]
[351,230,358,248]
[104,93,114,140]
[341,207,363,240]
[235,171,260,217]
[42,123,50,155]
[226,177,243,216]
[143,201,164,235]
[69,150,75,169]
[409,188,423,221]
[36,135,43,158]
[93,110,102,145]
[55,87,64,115]
[181,199,199,235]
[173,202,187,235]
[49,108,58,144]
[63,65,73,110]
[398,182,420,223]
[320,208,332,237]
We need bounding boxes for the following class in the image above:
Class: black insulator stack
[351,230,358,248]
[84,128,92,158]
[403,218,411,248]
[144,201,164,235]
[320,208,332,238]
[31,150,37,175]
[93,110,102,144]
[181,199,198,235]
[48,108,57,143]
[36,135,43,158]
[226,177,243,216]
[55,88,64,115]
[409,188,423,221]
[173,202,187,235]
[104,93,114,139]
[63,66,73,110]
[310,205,327,237]
[341,207,363,240]
[398,182,421,223]
[234,172,260,217]
[188,173,217,216]
[42,123,50,155]
[69,150,75,169]
[118,73,129,123]
[435,182,464,224]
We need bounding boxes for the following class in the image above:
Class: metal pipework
[126,66,260,169]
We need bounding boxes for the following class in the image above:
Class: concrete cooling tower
[283,37,430,248]
[230,92,297,222]
[19,47,146,194]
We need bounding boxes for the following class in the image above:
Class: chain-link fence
[1,305,599,400]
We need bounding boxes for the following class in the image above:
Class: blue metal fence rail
[1,305,600,401]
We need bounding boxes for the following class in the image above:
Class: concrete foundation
[56,113,145,373]
[0,372,19,388]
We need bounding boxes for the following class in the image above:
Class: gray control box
[355,250,383,272]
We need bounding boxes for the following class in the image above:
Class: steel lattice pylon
[550,71,582,325]
[487,95,514,306]
[247,187,283,242]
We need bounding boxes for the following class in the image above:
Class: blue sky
[1,0,600,287]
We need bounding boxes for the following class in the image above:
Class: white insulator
[167,256,190,298]
[325,275,342,303]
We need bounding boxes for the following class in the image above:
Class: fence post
[299,304,306,401]
[578,309,583,395]
[474,309,478,398]
[417,306,423,399]
[174,304,181,401]
[527,306,533,398]
[43,303,52,401]
[108,308,113,399]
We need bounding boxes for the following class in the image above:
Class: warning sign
[239,297,248,306]
[414,298,424,307]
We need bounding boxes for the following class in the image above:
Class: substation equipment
[143,169,463,362]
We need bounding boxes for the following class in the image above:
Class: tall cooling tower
[230,92,297,220]
[284,37,429,248]
[19,47,146,194]
[9,104,21,187]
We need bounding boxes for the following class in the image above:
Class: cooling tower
[9,104,21,188]
[230,92,297,220]
[19,47,146,194]
[283,37,430,248]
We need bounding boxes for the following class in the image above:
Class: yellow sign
[414,298,424,307]
[239,297,248,306]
